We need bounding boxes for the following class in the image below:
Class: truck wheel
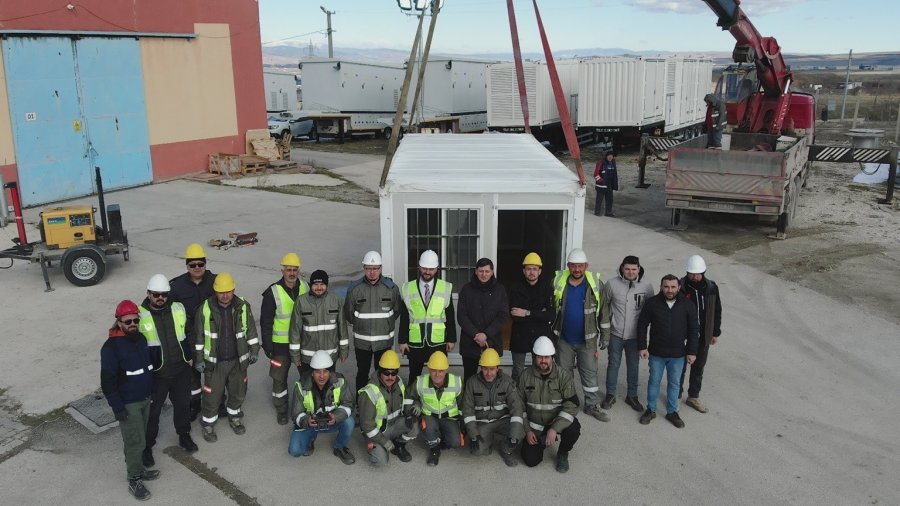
[382,127,392,139]
[64,248,106,287]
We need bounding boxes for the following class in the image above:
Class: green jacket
[460,369,525,439]
[343,275,402,352]
[194,296,259,371]
[289,292,349,365]
[517,363,579,433]
[552,269,603,345]
[357,371,412,447]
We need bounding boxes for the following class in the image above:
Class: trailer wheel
[63,248,106,287]
[382,127,392,139]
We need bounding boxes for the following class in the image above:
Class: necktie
[423,283,431,306]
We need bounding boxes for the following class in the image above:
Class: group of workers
[101,242,722,501]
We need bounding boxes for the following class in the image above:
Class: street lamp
[397,0,443,12]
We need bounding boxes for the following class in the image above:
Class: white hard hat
[685,254,707,274]
[533,336,556,356]
[309,350,334,370]
[566,248,588,264]
[362,250,383,266]
[147,274,170,292]
[419,249,439,269]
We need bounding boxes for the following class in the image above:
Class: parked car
[268,112,316,139]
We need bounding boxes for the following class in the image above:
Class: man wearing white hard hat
[399,249,456,388]
[140,274,197,469]
[679,255,722,414]
[551,248,610,423]
[518,336,580,473]
[344,251,402,391]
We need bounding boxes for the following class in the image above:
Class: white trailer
[408,58,491,132]
[263,71,299,112]
[663,56,714,135]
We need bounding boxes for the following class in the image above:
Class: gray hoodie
[600,268,655,341]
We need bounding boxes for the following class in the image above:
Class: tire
[382,127,392,139]
[63,248,106,287]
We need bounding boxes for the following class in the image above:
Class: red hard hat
[115,300,140,318]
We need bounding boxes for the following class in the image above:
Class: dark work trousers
[594,186,613,215]
[422,415,463,449]
[200,359,246,426]
[462,356,480,382]
[521,417,581,467]
[145,367,192,449]
[406,346,443,388]
[355,348,387,392]
[680,343,711,399]
[269,355,305,417]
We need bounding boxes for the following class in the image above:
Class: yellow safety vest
[401,279,452,346]
[417,373,461,417]
[201,299,250,364]
[139,303,188,367]
[359,382,406,432]
[552,270,602,313]
[272,281,308,344]
[301,377,344,414]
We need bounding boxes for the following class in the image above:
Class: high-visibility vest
[417,373,461,417]
[200,299,250,364]
[300,377,344,414]
[401,279,452,346]
[139,303,188,367]
[272,281,308,344]
[359,382,406,432]
[552,270,602,313]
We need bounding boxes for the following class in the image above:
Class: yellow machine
[40,206,97,249]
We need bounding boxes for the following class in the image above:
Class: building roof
[384,133,581,195]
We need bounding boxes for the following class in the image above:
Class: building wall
[0,0,266,185]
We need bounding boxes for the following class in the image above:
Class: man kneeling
[409,351,463,466]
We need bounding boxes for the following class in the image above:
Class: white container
[663,56,714,133]
[487,60,580,128]
[299,58,404,113]
[263,71,299,112]
[576,56,667,128]
[408,58,491,132]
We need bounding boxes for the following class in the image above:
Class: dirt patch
[292,137,388,156]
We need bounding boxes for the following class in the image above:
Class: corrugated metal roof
[385,133,580,194]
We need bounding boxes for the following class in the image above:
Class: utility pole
[841,49,852,120]
[320,6,335,58]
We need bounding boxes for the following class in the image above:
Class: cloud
[623,0,806,16]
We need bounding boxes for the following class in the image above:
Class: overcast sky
[257,0,897,55]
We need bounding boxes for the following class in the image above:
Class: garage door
[3,36,152,206]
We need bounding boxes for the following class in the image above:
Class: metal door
[3,37,152,206]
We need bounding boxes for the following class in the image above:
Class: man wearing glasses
[139,274,198,469]
[357,350,419,466]
[169,243,216,421]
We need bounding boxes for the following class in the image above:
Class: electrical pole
[841,49,852,120]
[320,6,335,58]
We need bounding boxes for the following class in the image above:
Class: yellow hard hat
[379,350,401,369]
[281,252,301,267]
[184,243,206,260]
[426,351,449,370]
[522,252,542,266]
[213,272,236,292]
[479,348,501,367]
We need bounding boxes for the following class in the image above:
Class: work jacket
[680,276,722,346]
[357,372,413,447]
[552,270,603,345]
[517,364,579,434]
[410,373,462,419]
[508,278,555,353]
[460,369,525,440]
[194,296,259,371]
[399,279,456,348]
[260,277,308,357]
[169,270,216,342]
[139,299,191,375]
[601,269,656,341]
[100,328,153,415]
[344,275,402,352]
[636,293,700,358]
[291,372,353,430]
[457,274,509,359]
[289,291,349,365]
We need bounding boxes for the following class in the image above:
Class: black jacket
[636,293,699,358]
[508,278,554,353]
[169,270,216,342]
[140,298,191,377]
[680,276,722,345]
[100,328,153,415]
[457,274,509,359]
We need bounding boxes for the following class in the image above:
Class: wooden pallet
[240,155,268,175]
[209,153,268,176]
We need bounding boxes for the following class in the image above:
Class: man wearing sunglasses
[357,350,419,466]
[139,274,198,469]
[169,243,217,421]
[101,300,160,500]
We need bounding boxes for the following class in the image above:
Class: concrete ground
[0,149,898,505]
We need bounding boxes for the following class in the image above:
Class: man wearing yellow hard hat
[260,253,310,425]
[194,272,260,443]
[408,351,462,466]
[357,350,419,466]
[508,252,555,384]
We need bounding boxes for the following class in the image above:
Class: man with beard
[139,274,198,470]
[637,274,699,428]
[679,255,723,414]
[508,252,554,384]
[357,350,419,466]
[408,351,462,466]
[289,270,349,374]
[457,257,509,380]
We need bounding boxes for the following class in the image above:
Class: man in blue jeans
[600,256,656,413]
[288,350,356,464]
[636,275,699,428]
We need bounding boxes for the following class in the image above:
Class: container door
[3,37,91,206]
[75,38,152,190]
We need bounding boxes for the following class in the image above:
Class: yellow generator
[39,206,97,249]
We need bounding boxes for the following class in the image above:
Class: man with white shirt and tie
[399,250,457,388]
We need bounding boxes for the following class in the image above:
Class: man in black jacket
[636,274,699,428]
[457,257,509,380]
[679,254,723,414]
[508,252,554,383]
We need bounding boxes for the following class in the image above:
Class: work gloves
[598,338,608,351]
[114,410,128,422]
[600,328,611,344]
[195,362,205,374]
[248,354,258,365]
[408,405,422,417]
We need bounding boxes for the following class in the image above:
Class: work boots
[201,425,217,443]
[128,479,150,501]
[600,394,616,410]
[685,397,708,413]
[426,446,440,466]
[624,396,644,412]
[555,452,570,473]
[141,470,160,481]
[585,404,610,422]
[639,409,656,425]
[333,447,355,465]
[229,418,246,435]
[390,442,412,462]
[179,434,199,453]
